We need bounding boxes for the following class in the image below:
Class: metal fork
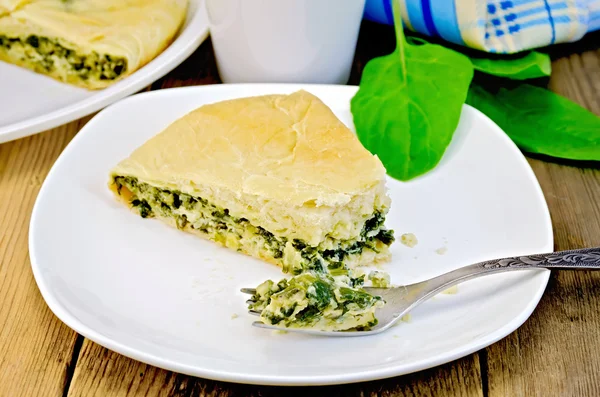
[241,247,600,336]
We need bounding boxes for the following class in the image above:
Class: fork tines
[241,288,260,316]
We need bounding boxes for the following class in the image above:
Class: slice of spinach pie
[109,90,395,275]
[0,0,187,89]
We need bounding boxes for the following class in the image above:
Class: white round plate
[0,0,208,144]
[29,84,553,386]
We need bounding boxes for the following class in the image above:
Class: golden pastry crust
[110,90,391,245]
[110,89,387,205]
[0,0,187,89]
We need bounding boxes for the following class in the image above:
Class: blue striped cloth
[364,0,600,53]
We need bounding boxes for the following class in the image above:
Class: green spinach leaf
[466,83,600,160]
[406,33,550,80]
[350,2,473,181]
[470,51,551,80]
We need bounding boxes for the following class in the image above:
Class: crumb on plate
[400,233,418,248]
[442,285,458,294]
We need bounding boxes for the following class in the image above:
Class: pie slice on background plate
[0,0,187,89]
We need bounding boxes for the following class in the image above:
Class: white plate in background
[29,84,553,385]
[0,0,208,144]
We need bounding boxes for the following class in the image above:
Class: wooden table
[1,22,599,397]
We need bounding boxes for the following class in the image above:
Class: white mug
[205,0,366,84]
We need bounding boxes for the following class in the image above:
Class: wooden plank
[0,119,90,396]
[150,38,221,89]
[0,80,152,395]
[548,32,600,116]
[67,340,483,397]
[484,41,600,396]
[485,160,600,397]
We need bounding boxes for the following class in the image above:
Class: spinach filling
[288,221,394,276]
[0,35,127,81]
[113,176,394,275]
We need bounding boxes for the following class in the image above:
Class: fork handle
[414,247,600,300]
[476,246,600,271]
